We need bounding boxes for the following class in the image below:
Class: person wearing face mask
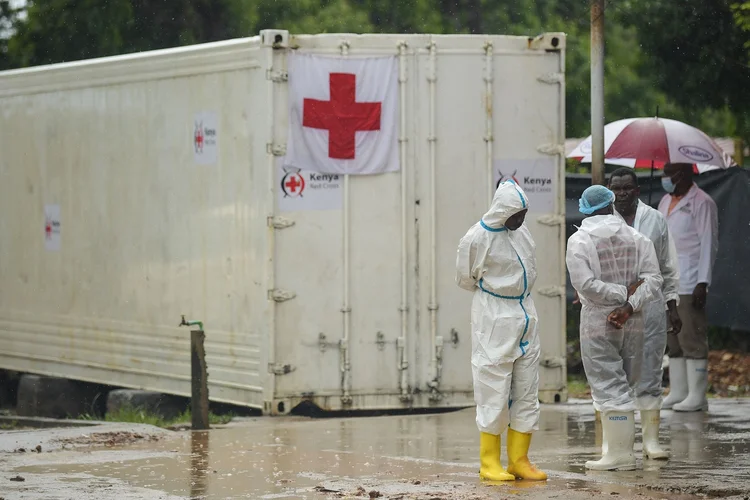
[567,185,663,470]
[658,163,719,412]
[456,180,547,482]
[608,167,681,460]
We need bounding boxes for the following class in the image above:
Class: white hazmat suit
[567,214,662,413]
[615,200,680,411]
[566,195,663,470]
[456,181,540,436]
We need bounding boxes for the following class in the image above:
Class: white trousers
[470,291,541,435]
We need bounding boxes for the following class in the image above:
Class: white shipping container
[0,30,567,415]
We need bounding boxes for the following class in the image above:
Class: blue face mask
[661,176,677,193]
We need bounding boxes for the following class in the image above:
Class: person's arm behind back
[456,227,483,291]
[566,233,628,307]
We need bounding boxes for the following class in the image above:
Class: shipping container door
[415,35,567,406]
[271,36,426,411]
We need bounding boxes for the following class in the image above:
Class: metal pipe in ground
[591,0,605,186]
[191,329,209,430]
[180,316,209,430]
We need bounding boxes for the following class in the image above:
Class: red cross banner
[284,53,399,176]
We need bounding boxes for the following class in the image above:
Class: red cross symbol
[281,172,305,197]
[303,73,382,160]
[285,176,302,193]
[194,123,204,152]
[45,220,52,240]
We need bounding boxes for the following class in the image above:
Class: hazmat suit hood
[481,181,530,230]
[580,214,623,239]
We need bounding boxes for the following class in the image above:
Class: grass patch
[567,374,591,399]
[0,420,18,430]
[80,406,234,428]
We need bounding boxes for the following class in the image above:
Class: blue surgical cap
[579,185,615,215]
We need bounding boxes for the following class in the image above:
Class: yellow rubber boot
[479,432,515,481]
[506,428,548,481]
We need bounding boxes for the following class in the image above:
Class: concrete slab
[0,398,748,499]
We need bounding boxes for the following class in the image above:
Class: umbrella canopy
[568,117,734,173]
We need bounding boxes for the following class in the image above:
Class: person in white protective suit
[566,185,663,471]
[609,167,682,460]
[456,180,547,482]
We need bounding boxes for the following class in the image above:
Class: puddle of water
[9,400,750,499]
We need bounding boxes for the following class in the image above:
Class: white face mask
[661,171,683,194]
[661,176,677,193]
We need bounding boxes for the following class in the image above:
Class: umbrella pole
[648,106,659,205]
[648,159,655,205]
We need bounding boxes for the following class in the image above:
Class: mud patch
[641,482,750,498]
[54,431,162,449]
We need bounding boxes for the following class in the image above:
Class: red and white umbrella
[568,117,735,174]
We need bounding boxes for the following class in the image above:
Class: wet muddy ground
[1,399,748,499]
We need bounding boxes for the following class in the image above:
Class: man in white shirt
[658,163,719,412]
[609,167,681,459]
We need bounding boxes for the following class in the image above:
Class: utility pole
[591,0,605,185]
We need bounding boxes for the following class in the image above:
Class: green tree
[733,1,750,60]
[354,0,443,33]
[6,0,251,67]
[251,0,374,34]
[624,0,750,140]
[7,0,134,66]
[0,0,23,70]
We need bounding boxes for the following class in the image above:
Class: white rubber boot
[662,357,688,409]
[673,359,709,412]
[585,411,636,471]
[641,410,669,460]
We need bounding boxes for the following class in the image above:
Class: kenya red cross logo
[496,169,520,189]
[281,167,306,198]
[303,73,382,160]
[194,121,204,153]
[45,219,52,240]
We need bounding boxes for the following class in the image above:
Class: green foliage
[733,2,750,61]
[624,0,750,139]
[567,374,590,399]
[81,405,233,428]
[8,0,134,67]
[1,1,747,146]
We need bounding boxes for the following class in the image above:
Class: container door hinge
[268,363,295,375]
[537,285,566,298]
[540,356,566,369]
[537,143,564,156]
[266,69,288,82]
[268,216,295,229]
[267,143,287,156]
[537,72,564,85]
[269,289,296,302]
[538,214,566,226]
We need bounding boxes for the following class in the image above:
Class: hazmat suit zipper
[477,245,531,357]
[515,252,530,356]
